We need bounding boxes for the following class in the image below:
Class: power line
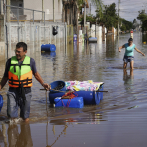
[120,0,131,3]
[120,2,147,6]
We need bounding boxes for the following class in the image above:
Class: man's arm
[119,44,125,52]
[134,47,145,56]
[34,72,50,90]
[0,77,8,90]
[0,59,11,90]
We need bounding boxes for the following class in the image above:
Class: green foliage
[120,24,126,31]
[96,2,133,31]
[96,3,118,29]
[91,0,104,18]
[77,0,84,11]
[120,18,133,31]
[133,19,137,24]
[137,10,147,31]
[78,1,133,32]
[77,0,104,18]
[79,14,96,25]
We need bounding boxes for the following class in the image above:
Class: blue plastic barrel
[73,34,77,42]
[41,44,56,52]
[0,95,3,112]
[49,80,66,93]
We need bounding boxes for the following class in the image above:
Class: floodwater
[0,32,147,147]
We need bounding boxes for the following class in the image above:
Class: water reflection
[0,125,4,144]
[142,34,147,44]
[123,69,134,85]
[41,52,56,58]
[47,124,68,147]
[7,123,33,147]
[49,109,106,125]
[106,34,117,58]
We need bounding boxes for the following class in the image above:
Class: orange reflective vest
[8,56,33,88]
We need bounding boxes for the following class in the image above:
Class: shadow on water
[142,33,147,44]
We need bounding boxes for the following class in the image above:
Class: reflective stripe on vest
[8,56,33,87]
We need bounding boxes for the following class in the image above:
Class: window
[19,4,23,7]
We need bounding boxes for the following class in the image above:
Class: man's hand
[0,77,8,90]
[42,83,51,91]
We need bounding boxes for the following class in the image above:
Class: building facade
[10,0,63,21]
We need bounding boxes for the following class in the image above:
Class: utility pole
[6,0,10,22]
[90,3,91,14]
[42,0,44,22]
[118,0,120,36]
[84,1,86,34]
[53,0,55,22]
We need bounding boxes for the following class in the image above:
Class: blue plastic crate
[54,97,84,108]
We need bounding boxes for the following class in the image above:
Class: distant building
[10,0,63,21]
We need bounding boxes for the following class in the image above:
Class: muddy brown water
[0,32,147,147]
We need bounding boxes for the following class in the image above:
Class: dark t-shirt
[4,57,37,93]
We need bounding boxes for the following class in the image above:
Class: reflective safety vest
[8,56,33,88]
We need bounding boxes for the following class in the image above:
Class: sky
[90,0,147,22]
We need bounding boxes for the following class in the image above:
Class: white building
[10,0,63,21]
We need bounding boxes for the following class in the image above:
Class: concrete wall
[0,42,5,61]
[90,25,103,39]
[24,0,62,21]
[0,15,4,41]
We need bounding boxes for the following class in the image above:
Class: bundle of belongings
[65,80,104,91]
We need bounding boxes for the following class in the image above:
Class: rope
[61,91,78,107]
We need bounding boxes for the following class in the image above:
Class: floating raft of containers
[49,80,104,107]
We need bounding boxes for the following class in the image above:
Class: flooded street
[0,32,147,147]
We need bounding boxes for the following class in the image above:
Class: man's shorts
[7,88,32,119]
[123,56,134,63]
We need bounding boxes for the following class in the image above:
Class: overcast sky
[90,0,147,22]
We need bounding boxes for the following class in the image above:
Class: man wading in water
[119,38,145,69]
[0,42,50,122]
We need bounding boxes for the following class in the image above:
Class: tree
[96,3,118,29]
[91,0,104,18]
[78,14,96,27]
[132,19,139,30]
[77,0,104,18]
[120,18,133,31]
[120,25,126,31]
[137,10,147,32]
[133,19,137,24]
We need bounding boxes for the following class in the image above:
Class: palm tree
[77,0,104,18]
[91,0,104,18]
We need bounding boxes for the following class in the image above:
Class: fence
[6,21,67,58]
[3,5,68,59]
